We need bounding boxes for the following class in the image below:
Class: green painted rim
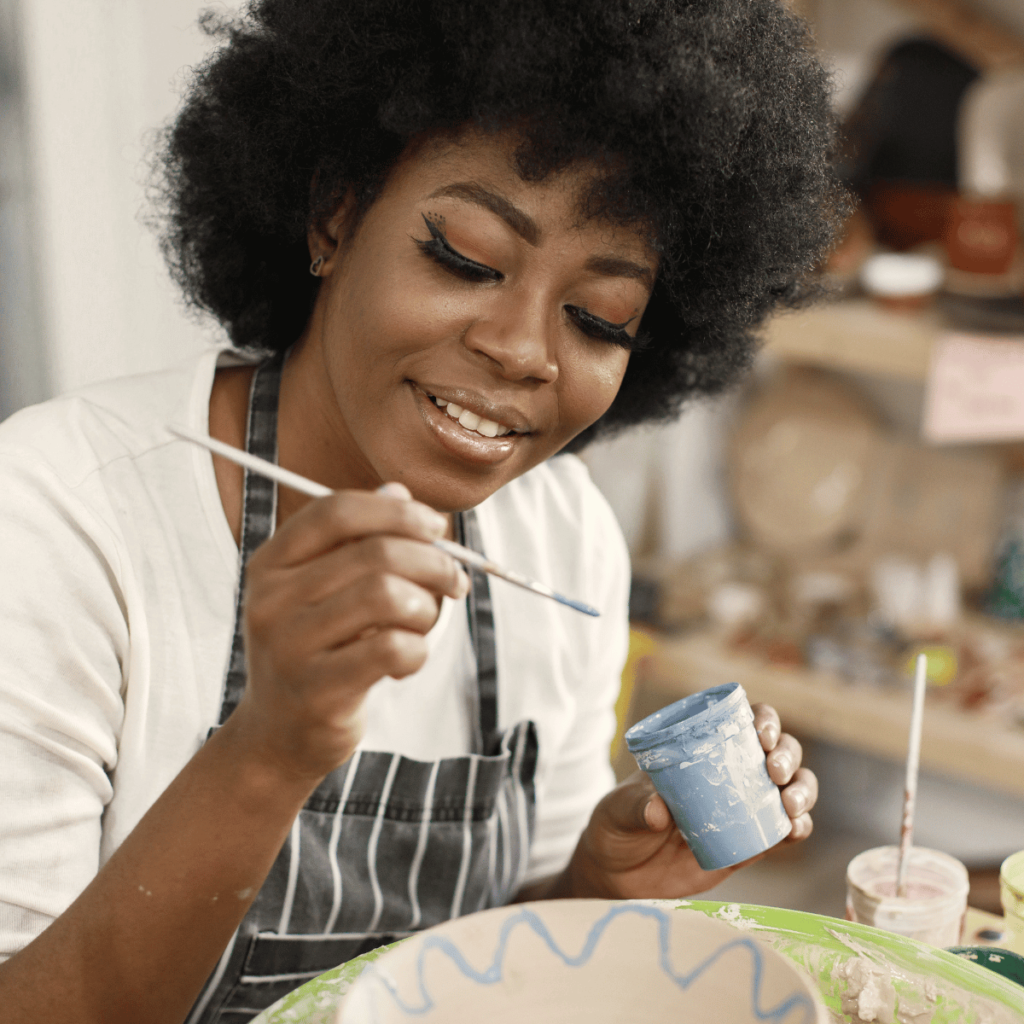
[680,900,1024,1021]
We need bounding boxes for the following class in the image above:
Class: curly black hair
[157,0,847,451]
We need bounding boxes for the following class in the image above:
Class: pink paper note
[923,332,1024,442]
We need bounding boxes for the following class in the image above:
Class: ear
[307,189,358,276]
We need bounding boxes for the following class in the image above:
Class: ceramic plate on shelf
[335,899,825,1024]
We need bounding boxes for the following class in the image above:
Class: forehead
[378,129,655,259]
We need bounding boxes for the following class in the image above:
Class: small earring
[309,255,324,277]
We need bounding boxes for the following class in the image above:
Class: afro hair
[157,0,847,450]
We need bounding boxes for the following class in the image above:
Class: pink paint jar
[846,846,969,947]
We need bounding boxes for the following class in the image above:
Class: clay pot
[866,182,957,251]
[944,197,1020,276]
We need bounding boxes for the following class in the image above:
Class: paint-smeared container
[846,846,969,947]
[624,683,791,870]
[1000,849,1024,954]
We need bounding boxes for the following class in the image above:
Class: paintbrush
[896,652,928,897]
[169,423,599,617]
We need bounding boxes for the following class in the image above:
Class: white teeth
[435,396,515,438]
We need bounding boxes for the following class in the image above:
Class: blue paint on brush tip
[556,594,600,617]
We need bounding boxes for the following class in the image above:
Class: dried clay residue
[713,903,760,929]
[820,927,1020,1024]
[822,927,946,1024]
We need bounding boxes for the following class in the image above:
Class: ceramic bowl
[335,899,826,1024]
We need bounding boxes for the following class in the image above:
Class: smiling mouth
[425,393,519,438]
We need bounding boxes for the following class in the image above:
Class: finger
[784,812,814,843]
[291,573,442,651]
[598,771,667,834]
[264,490,449,568]
[314,626,431,694]
[752,702,781,751]
[288,534,470,605]
[780,766,818,819]
[766,733,802,785]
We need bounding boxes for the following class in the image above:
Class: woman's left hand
[564,703,817,900]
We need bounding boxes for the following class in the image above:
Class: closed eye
[414,214,502,283]
[415,213,649,351]
[565,306,649,351]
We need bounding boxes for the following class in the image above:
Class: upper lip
[414,383,535,434]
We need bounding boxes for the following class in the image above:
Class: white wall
[12,0,231,404]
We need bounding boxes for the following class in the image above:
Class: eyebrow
[426,181,655,289]
[427,182,540,245]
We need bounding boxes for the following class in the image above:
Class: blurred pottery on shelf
[860,252,944,310]
[729,370,1004,588]
[866,182,958,251]
[729,369,883,557]
[945,196,1019,275]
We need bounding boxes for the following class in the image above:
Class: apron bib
[187,355,539,1022]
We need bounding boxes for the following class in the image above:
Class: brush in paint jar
[168,424,599,617]
[896,652,928,897]
[845,654,969,945]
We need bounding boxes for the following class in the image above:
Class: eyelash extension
[415,213,502,282]
[565,306,649,351]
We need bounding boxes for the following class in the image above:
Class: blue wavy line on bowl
[363,903,816,1022]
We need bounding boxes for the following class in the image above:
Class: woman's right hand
[232,482,470,782]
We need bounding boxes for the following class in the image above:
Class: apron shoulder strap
[457,509,500,756]
[219,352,285,724]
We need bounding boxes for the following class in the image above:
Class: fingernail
[377,481,411,499]
[456,569,471,598]
[771,752,792,775]
[790,791,807,815]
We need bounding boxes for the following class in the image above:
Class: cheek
[326,266,469,368]
[559,346,629,430]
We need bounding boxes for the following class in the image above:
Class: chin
[398,466,512,514]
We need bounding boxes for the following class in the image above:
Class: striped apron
[187,355,539,1022]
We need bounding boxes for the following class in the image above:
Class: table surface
[964,906,1018,948]
[643,627,1024,798]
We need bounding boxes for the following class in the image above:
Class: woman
[0,1,843,1021]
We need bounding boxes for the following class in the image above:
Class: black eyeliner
[566,306,646,351]
[415,213,502,282]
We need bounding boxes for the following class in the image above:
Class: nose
[462,288,559,384]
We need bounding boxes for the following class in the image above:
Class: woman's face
[293,130,656,513]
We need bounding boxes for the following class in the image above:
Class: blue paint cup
[624,683,791,870]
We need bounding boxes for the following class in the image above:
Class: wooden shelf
[642,627,1024,798]
[763,299,942,380]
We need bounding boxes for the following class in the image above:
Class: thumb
[602,771,673,833]
[642,792,673,832]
